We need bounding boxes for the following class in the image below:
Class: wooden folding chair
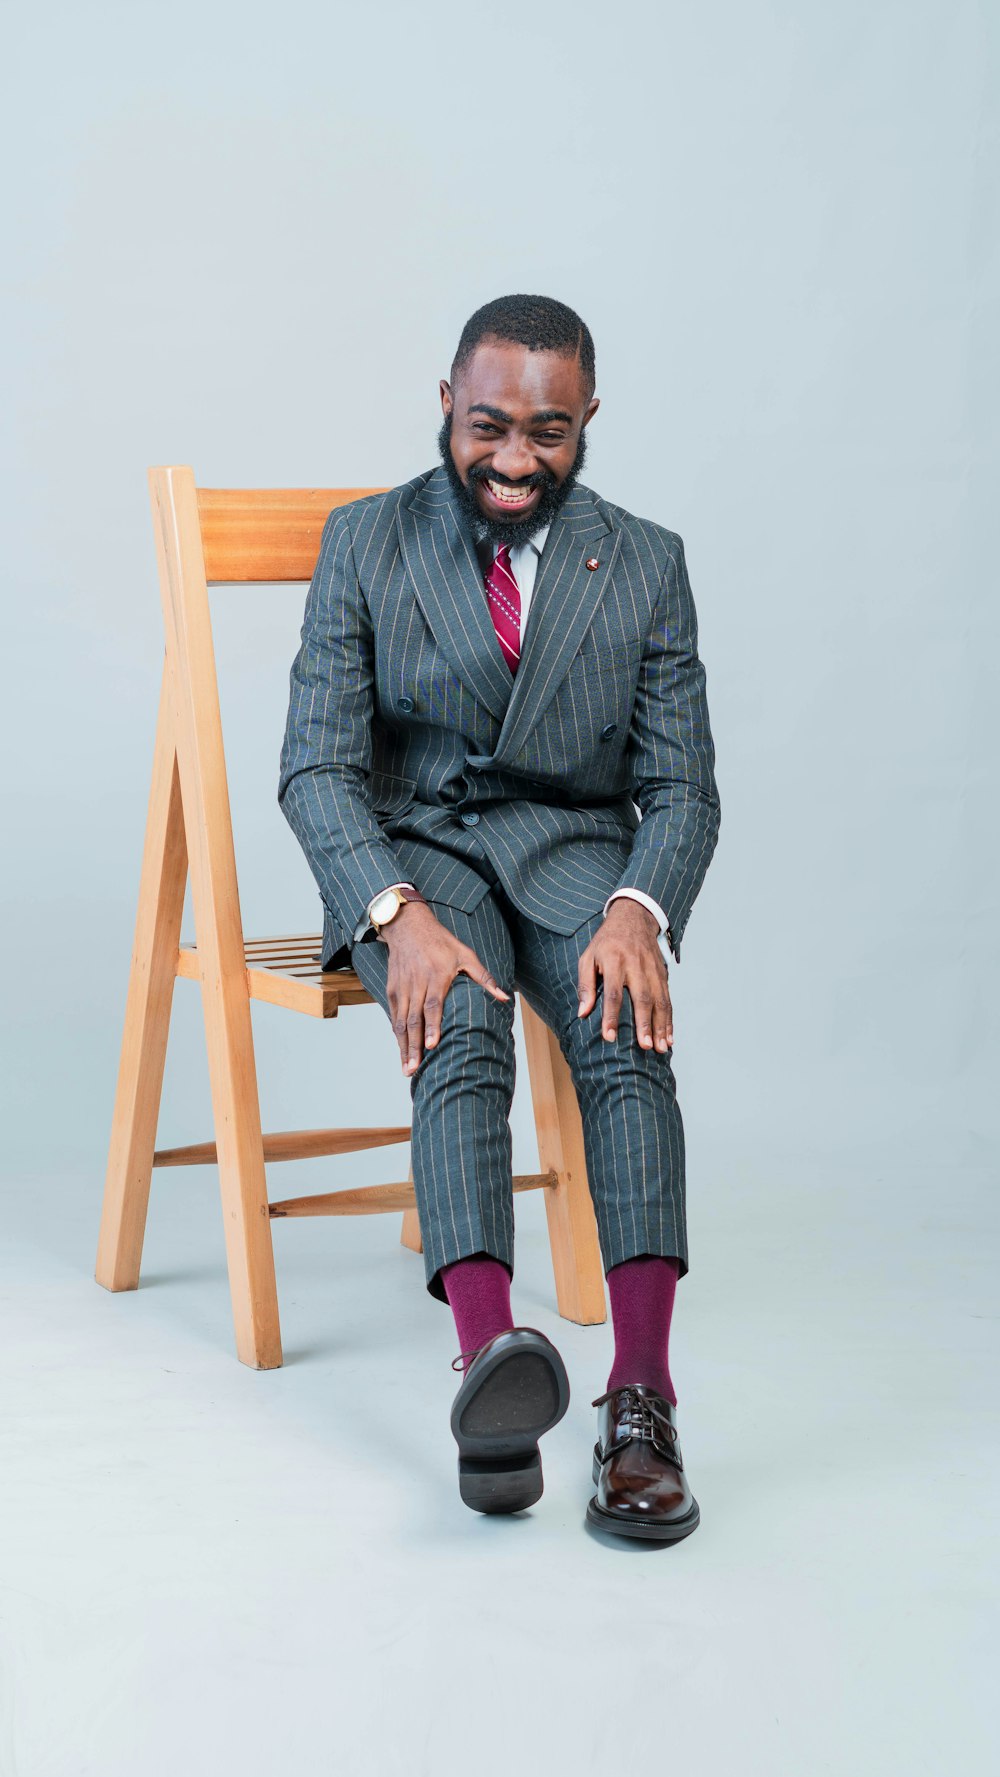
[95,467,607,1369]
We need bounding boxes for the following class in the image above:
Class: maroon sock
[606,1255,680,1405]
[441,1254,515,1365]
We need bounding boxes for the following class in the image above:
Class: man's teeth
[486,479,533,504]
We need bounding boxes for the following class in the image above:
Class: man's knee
[564,995,676,1084]
[420,972,514,1052]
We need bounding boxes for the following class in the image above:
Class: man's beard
[437,413,588,549]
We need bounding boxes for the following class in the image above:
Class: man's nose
[490,438,537,481]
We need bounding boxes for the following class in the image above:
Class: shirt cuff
[352,882,418,944]
[603,888,673,963]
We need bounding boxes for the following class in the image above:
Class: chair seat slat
[177,934,373,1019]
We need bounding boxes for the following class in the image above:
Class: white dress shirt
[360,526,674,961]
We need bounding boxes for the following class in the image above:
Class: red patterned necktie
[484,544,521,674]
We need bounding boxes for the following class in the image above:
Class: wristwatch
[367,885,426,935]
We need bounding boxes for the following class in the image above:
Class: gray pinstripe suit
[279,466,720,1293]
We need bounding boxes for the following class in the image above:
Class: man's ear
[440,379,454,417]
[583,396,600,427]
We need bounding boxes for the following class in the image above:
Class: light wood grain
[177,939,374,1018]
[96,662,187,1291]
[152,466,282,1369]
[400,1159,422,1253]
[153,1125,411,1168]
[521,1001,607,1324]
[198,487,387,583]
[272,1172,556,1220]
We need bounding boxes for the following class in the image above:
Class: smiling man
[279,294,721,1539]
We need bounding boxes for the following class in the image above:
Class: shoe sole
[451,1334,570,1515]
[587,1448,701,1542]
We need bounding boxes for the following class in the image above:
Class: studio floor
[1,1156,994,1776]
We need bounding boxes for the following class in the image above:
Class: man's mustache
[467,464,555,491]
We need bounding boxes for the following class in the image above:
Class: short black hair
[451,293,596,397]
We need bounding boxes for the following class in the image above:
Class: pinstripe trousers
[350,853,688,1301]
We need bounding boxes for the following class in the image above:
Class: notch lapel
[396,468,513,723]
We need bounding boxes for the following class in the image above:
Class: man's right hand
[380,903,510,1075]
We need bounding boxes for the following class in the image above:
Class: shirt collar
[512,523,550,558]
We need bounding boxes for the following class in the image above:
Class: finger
[391,992,411,1071]
[602,973,624,1042]
[630,981,655,1050]
[422,980,445,1051]
[457,947,510,1002]
[405,994,426,1076]
[653,982,674,1053]
[577,946,598,1017]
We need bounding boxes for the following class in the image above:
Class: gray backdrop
[2,6,997,1773]
[2,0,995,1209]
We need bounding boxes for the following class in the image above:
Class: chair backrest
[196,484,386,584]
[148,467,387,992]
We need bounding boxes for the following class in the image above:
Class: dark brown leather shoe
[587,1384,700,1542]
[450,1328,570,1515]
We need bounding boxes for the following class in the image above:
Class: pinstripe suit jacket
[279,465,721,971]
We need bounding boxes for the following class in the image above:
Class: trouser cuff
[425,1240,514,1303]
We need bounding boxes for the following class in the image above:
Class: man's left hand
[577,899,673,1052]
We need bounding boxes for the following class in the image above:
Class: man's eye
[535,433,565,444]
[472,423,501,435]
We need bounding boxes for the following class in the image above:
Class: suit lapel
[395,470,622,758]
[492,486,621,764]
[396,468,513,722]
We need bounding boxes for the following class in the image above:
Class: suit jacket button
[397,695,415,713]
[600,722,617,741]
[460,810,481,826]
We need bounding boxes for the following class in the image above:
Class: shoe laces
[451,1344,489,1374]
[591,1385,678,1446]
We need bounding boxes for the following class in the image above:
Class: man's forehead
[454,341,586,413]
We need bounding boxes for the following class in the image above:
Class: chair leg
[97,676,187,1293]
[399,1155,422,1251]
[196,954,282,1370]
[400,1155,422,1252]
[520,1000,607,1325]
[400,1206,423,1253]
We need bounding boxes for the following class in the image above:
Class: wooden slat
[181,933,325,956]
[154,1124,411,1168]
[245,966,369,1018]
[247,965,330,979]
[197,488,388,583]
[177,939,375,1019]
[243,938,325,952]
[269,1171,557,1220]
[243,937,324,949]
[250,938,323,950]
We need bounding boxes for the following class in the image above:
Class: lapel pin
[586,557,600,571]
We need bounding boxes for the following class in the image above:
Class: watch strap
[369,884,427,934]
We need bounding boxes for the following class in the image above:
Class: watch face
[370,889,400,926]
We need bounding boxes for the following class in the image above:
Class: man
[279,294,721,1539]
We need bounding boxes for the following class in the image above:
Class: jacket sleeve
[609,535,721,961]
[278,507,407,931]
